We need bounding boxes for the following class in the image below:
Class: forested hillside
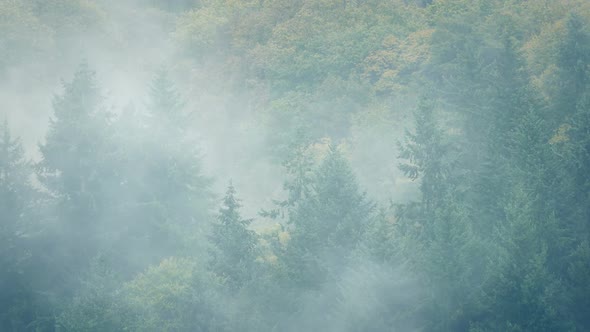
[1,0,590,331]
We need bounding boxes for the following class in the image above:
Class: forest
[1,0,590,331]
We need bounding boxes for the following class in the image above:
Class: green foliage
[0,0,53,72]
[147,69,187,123]
[5,1,590,331]
[122,257,227,331]
[398,98,452,208]
[114,70,213,267]
[280,146,375,288]
[57,255,122,331]
[37,62,115,215]
[142,70,212,212]
[28,0,106,36]
[397,99,490,330]
[478,187,569,331]
[0,120,36,331]
[0,119,34,237]
[174,5,230,59]
[555,13,590,117]
[209,184,259,290]
[31,63,120,330]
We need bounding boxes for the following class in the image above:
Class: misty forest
[2,0,590,331]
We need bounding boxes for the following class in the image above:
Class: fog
[1,0,590,331]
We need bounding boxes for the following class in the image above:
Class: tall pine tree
[208,183,259,290]
[0,119,37,331]
[35,63,119,326]
[281,145,374,289]
[113,69,212,269]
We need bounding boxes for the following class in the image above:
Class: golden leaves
[549,123,572,145]
[361,29,434,94]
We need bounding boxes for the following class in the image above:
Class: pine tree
[37,62,116,226]
[0,119,33,244]
[551,71,590,332]
[112,69,212,267]
[398,98,452,213]
[281,146,374,288]
[34,63,119,327]
[208,183,259,290]
[397,99,488,331]
[477,186,570,331]
[0,119,37,331]
[547,15,590,330]
[552,15,590,238]
[142,69,210,219]
[147,69,186,120]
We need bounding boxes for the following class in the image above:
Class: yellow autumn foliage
[362,29,434,94]
[124,257,197,310]
[549,124,572,145]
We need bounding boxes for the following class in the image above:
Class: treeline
[1,0,590,331]
[1,64,389,331]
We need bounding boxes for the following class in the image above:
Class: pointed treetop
[147,68,186,117]
[52,61,101,120]
[218,181,252,227]
[0,117,25,165]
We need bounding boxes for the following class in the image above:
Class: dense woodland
[1,0,590,331]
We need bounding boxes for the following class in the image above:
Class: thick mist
[2,0,590,331]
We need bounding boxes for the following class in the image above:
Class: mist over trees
[1,0,590,331]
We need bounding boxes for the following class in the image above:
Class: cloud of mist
[0,1,423,331]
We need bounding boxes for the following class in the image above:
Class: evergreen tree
[547,15,590,329]
[552,71,590,332]
[0,119,33,254]
[36,63,118,251]
[281,146,374,289]
[429,9,541,234]
[0,119,36,331]
[552,15,590,238]
[398,98,452,212]
[142,69,210,222]
[478,186,570,332]
[121,257,228,332]
[110,69,212,271]
[147,69,186,123]
[34,63,119,328]
[56,255,123,332]
[208,183,259,290]
[397,99,487,331]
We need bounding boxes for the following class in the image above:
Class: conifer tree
[281,146,374,288]
[209,183,259,290]
[0,119,34,247]
[113,69,212,267]
[546,16,590,329]
[0,119,36,331]
[552,15,590,237]
[397,99,488,331]
[34,63,119,328]
[142,69,210,220]
[37,62,116,227]
[480,186,569,332]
